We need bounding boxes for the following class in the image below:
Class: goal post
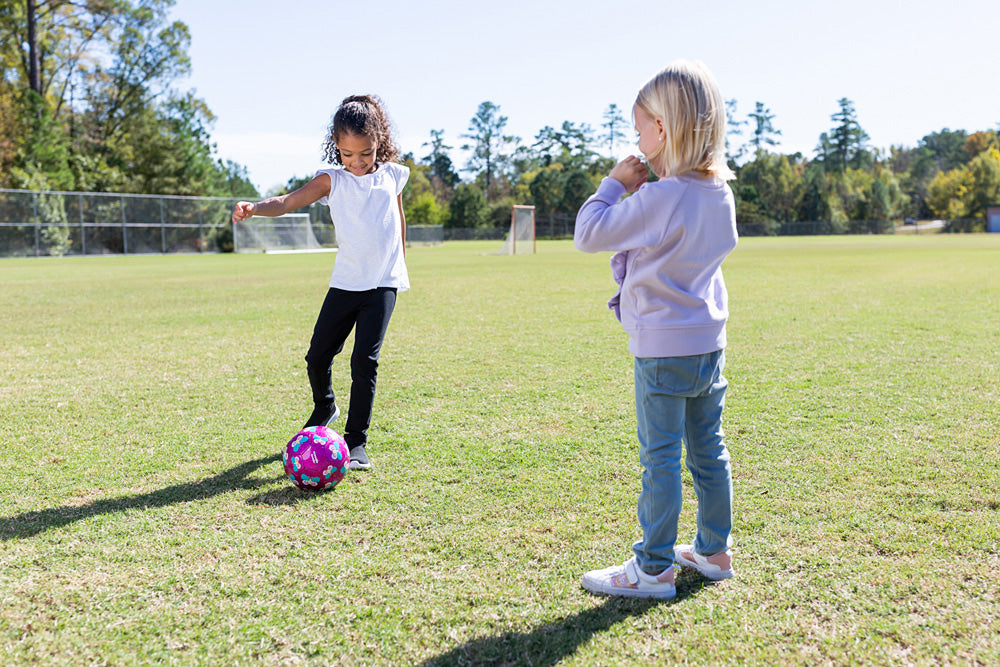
[497,205,535,255]
[233,212,330,253]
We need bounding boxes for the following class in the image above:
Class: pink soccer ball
[283,426,350,490]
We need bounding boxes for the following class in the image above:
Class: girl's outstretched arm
[232,173,332,223]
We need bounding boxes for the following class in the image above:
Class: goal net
[407,224,444,246]
[234,213,329,253]
[497,205,535,255]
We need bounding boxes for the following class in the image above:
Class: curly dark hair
[321,94,400,166]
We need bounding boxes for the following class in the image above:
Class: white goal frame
[234,213,332,254]
[497,205,535,255]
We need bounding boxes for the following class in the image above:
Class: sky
[169,0,1000,194]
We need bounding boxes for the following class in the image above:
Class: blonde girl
[575,60,738,599]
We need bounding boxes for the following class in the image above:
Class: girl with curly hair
[232,94,408,471]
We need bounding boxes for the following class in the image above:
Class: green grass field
[1,236,998,665]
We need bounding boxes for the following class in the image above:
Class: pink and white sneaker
[673,544,734,580]
[581,556,676,600]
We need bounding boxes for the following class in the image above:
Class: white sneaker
[673,544,734,580]
[581,556,676,600]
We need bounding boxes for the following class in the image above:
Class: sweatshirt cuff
[596,177,628,201]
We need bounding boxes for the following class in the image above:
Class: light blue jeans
[632,350,733,574]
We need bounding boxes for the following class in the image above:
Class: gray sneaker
[348,445,370,470]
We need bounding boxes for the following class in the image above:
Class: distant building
[988,206,1000,233]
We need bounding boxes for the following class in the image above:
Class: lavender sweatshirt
[574,173,737,358]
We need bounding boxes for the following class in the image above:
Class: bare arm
[232,173,331,223]
[398,193,406,257]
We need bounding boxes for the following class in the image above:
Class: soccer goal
[406,224,444,246]
[497,205,535,255]
[234,213,333,254]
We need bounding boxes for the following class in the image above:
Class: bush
[407,192,447,227]
[448,184,488,228]
[944,218,986,233]
[487,196,516,229]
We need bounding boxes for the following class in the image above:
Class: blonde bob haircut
[635,60,735,181]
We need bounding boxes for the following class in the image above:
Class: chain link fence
[735,220,898,236]
[4,188,985,259]
[0,188,494,257]
[0,188,242,258]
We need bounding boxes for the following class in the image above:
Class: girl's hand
[232,201,256,223]
[608,156,648,193]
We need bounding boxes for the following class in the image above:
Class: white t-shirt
[315,162,410,292]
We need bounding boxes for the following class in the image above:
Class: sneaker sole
[348,460,370,471]
[580,567,677,600]
[581,576,676,600]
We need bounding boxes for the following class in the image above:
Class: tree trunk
[27,0,41,94]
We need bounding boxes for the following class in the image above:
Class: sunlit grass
[1,235,998,665]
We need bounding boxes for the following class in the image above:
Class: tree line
[3,2,998,232]
[0,0,256,198]
[274,97,1000,233]
[391,97,999,233]
[726,99,1000,232]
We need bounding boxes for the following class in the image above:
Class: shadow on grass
[245,480,351,506]
[1,453,286,541]
[420,589,701,667]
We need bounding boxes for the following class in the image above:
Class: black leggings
[304,287,397,447]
